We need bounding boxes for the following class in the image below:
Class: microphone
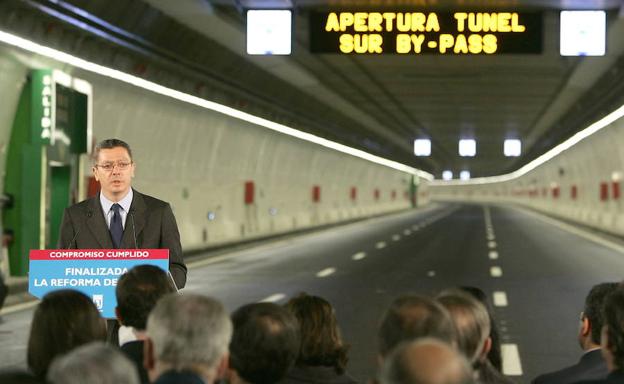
[129,209,138,249]
[66,227,81,249]
[66,209,92,248]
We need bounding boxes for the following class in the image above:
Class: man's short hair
[378,294,456,357]
[437,290,491,364]
[230,302,300,384]
[93,139,133,163]
[47,342,139,384]
[380,338,474,384]
[584,282,618,344]
[116,265,175,330]
[602,287,624,369]
[146,294,232,371]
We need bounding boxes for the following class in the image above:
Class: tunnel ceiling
[3,0,624,178]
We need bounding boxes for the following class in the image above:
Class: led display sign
[310,11,542,54]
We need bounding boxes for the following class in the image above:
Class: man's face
[93,146,135,201]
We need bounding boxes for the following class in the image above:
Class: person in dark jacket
[532,282,616,384]
[577,287,624,384]
[281,293,357,384]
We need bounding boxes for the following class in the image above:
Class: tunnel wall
[0,45,429,254]
[430,110,624,235]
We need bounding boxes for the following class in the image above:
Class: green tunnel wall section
[3,70,89,276]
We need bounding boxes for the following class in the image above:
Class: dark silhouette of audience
[27,289,106,379]
[19,273,624,384]
[532,282,617,384]
[115,265,176,384]
[281,293,357,384]
[229,302,300,384]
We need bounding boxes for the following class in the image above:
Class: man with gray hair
[144,293,233,384]
[47,342,139,384]
[380,338,475,384]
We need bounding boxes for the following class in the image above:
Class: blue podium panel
[29,249,169,318]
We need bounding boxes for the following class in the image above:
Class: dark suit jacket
[575,369,624,384]
[532,349,608,384]
[121,340,149,384]
[154,370,206,384]
[58,189,187,288]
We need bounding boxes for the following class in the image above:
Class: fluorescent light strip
[432,103,624,186]
[0,30,433,181]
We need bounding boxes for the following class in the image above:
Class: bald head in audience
[437,290,491,367]
[380,338,474,384]
[378,294,456,359]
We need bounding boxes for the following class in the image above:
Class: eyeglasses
[95,161,132,171]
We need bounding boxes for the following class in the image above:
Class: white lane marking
[392,234,401,241]
[493,291,508,307]
[489,251,499,260]
[0,299,39,315]
[376,241,387,249]
[259,293,286,303]
[487,235,496,241]
[488,241,497,249]
[352,252,366,261]
[490,266,503,277]
[404,229,412,236]
[501,343,523,376]
[519,207,624,255]
[412,225,419,230]
[427,270,436,277]
[316,267,336,278]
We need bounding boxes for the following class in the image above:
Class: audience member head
[115,264,175,331]
[380,338,474,384]
[600,287,624,371]
[378,294,456,359]
[145,294,232,383]
[27,289,106,379]
[437,290,491,366]
[47,342,139,384]
[229,302,300,384]
[580,282,618,350]
[285,293,349,374]
[0,369,43,384]
[459,286,502,372]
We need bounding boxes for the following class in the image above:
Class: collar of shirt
[100,189,133,229]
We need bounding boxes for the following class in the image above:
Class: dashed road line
[490,266,503,277]
[316,267,336,277]
[376,241,387,249]
[412,225,419,230]
[392,234,401,241]
[488,241,497,249]
[352,252,366,261]
[501,344,523,376]
[427,270,436,277]
[493,291,508,307]
[404,229,412,236]
[488,251,499,260]
[259,293,286,303]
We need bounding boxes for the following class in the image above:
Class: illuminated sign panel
[310,11,542,54]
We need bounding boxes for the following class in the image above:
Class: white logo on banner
[92,294,104,310]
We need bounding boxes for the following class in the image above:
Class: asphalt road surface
[2,203,624,383]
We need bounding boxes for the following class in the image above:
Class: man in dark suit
[532,282,617,384]
[58,138,187,288]
[577,286,624,384]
